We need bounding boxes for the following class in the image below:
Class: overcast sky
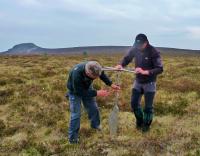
[0,0,200,51]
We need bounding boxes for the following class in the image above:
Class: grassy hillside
[0,54,200,156]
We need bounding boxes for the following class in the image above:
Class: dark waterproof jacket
[67,62,112,97]
[120,44,163,83]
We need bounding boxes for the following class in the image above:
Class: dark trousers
[131,81,156,127]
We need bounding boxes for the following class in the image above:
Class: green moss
[20,147,41,156]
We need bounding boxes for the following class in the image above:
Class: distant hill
[1,43,200,55]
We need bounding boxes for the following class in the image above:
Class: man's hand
[135,67,149,75]
[111,84,121,91]
[97,89,109,97]
[115,65,123,70]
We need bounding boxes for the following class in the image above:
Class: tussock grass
[0,54,200,155]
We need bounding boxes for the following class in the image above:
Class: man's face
[85,71,99,79]
[137,42,148,51]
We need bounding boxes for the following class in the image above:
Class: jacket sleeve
[72,71,97,97]
[99,71,112,86]
[120,47,135,67]
[149,50,163,75]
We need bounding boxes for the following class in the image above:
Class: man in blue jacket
[67,61,120,143]
[116,34,163,132]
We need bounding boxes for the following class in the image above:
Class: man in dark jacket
[115,34,163,132]
[67,61,120,143]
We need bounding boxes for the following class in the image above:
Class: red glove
[97,90,109,97]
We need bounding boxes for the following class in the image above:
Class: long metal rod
[102,67,135,73]
[109,71,120,136]
[115,72,120,105]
